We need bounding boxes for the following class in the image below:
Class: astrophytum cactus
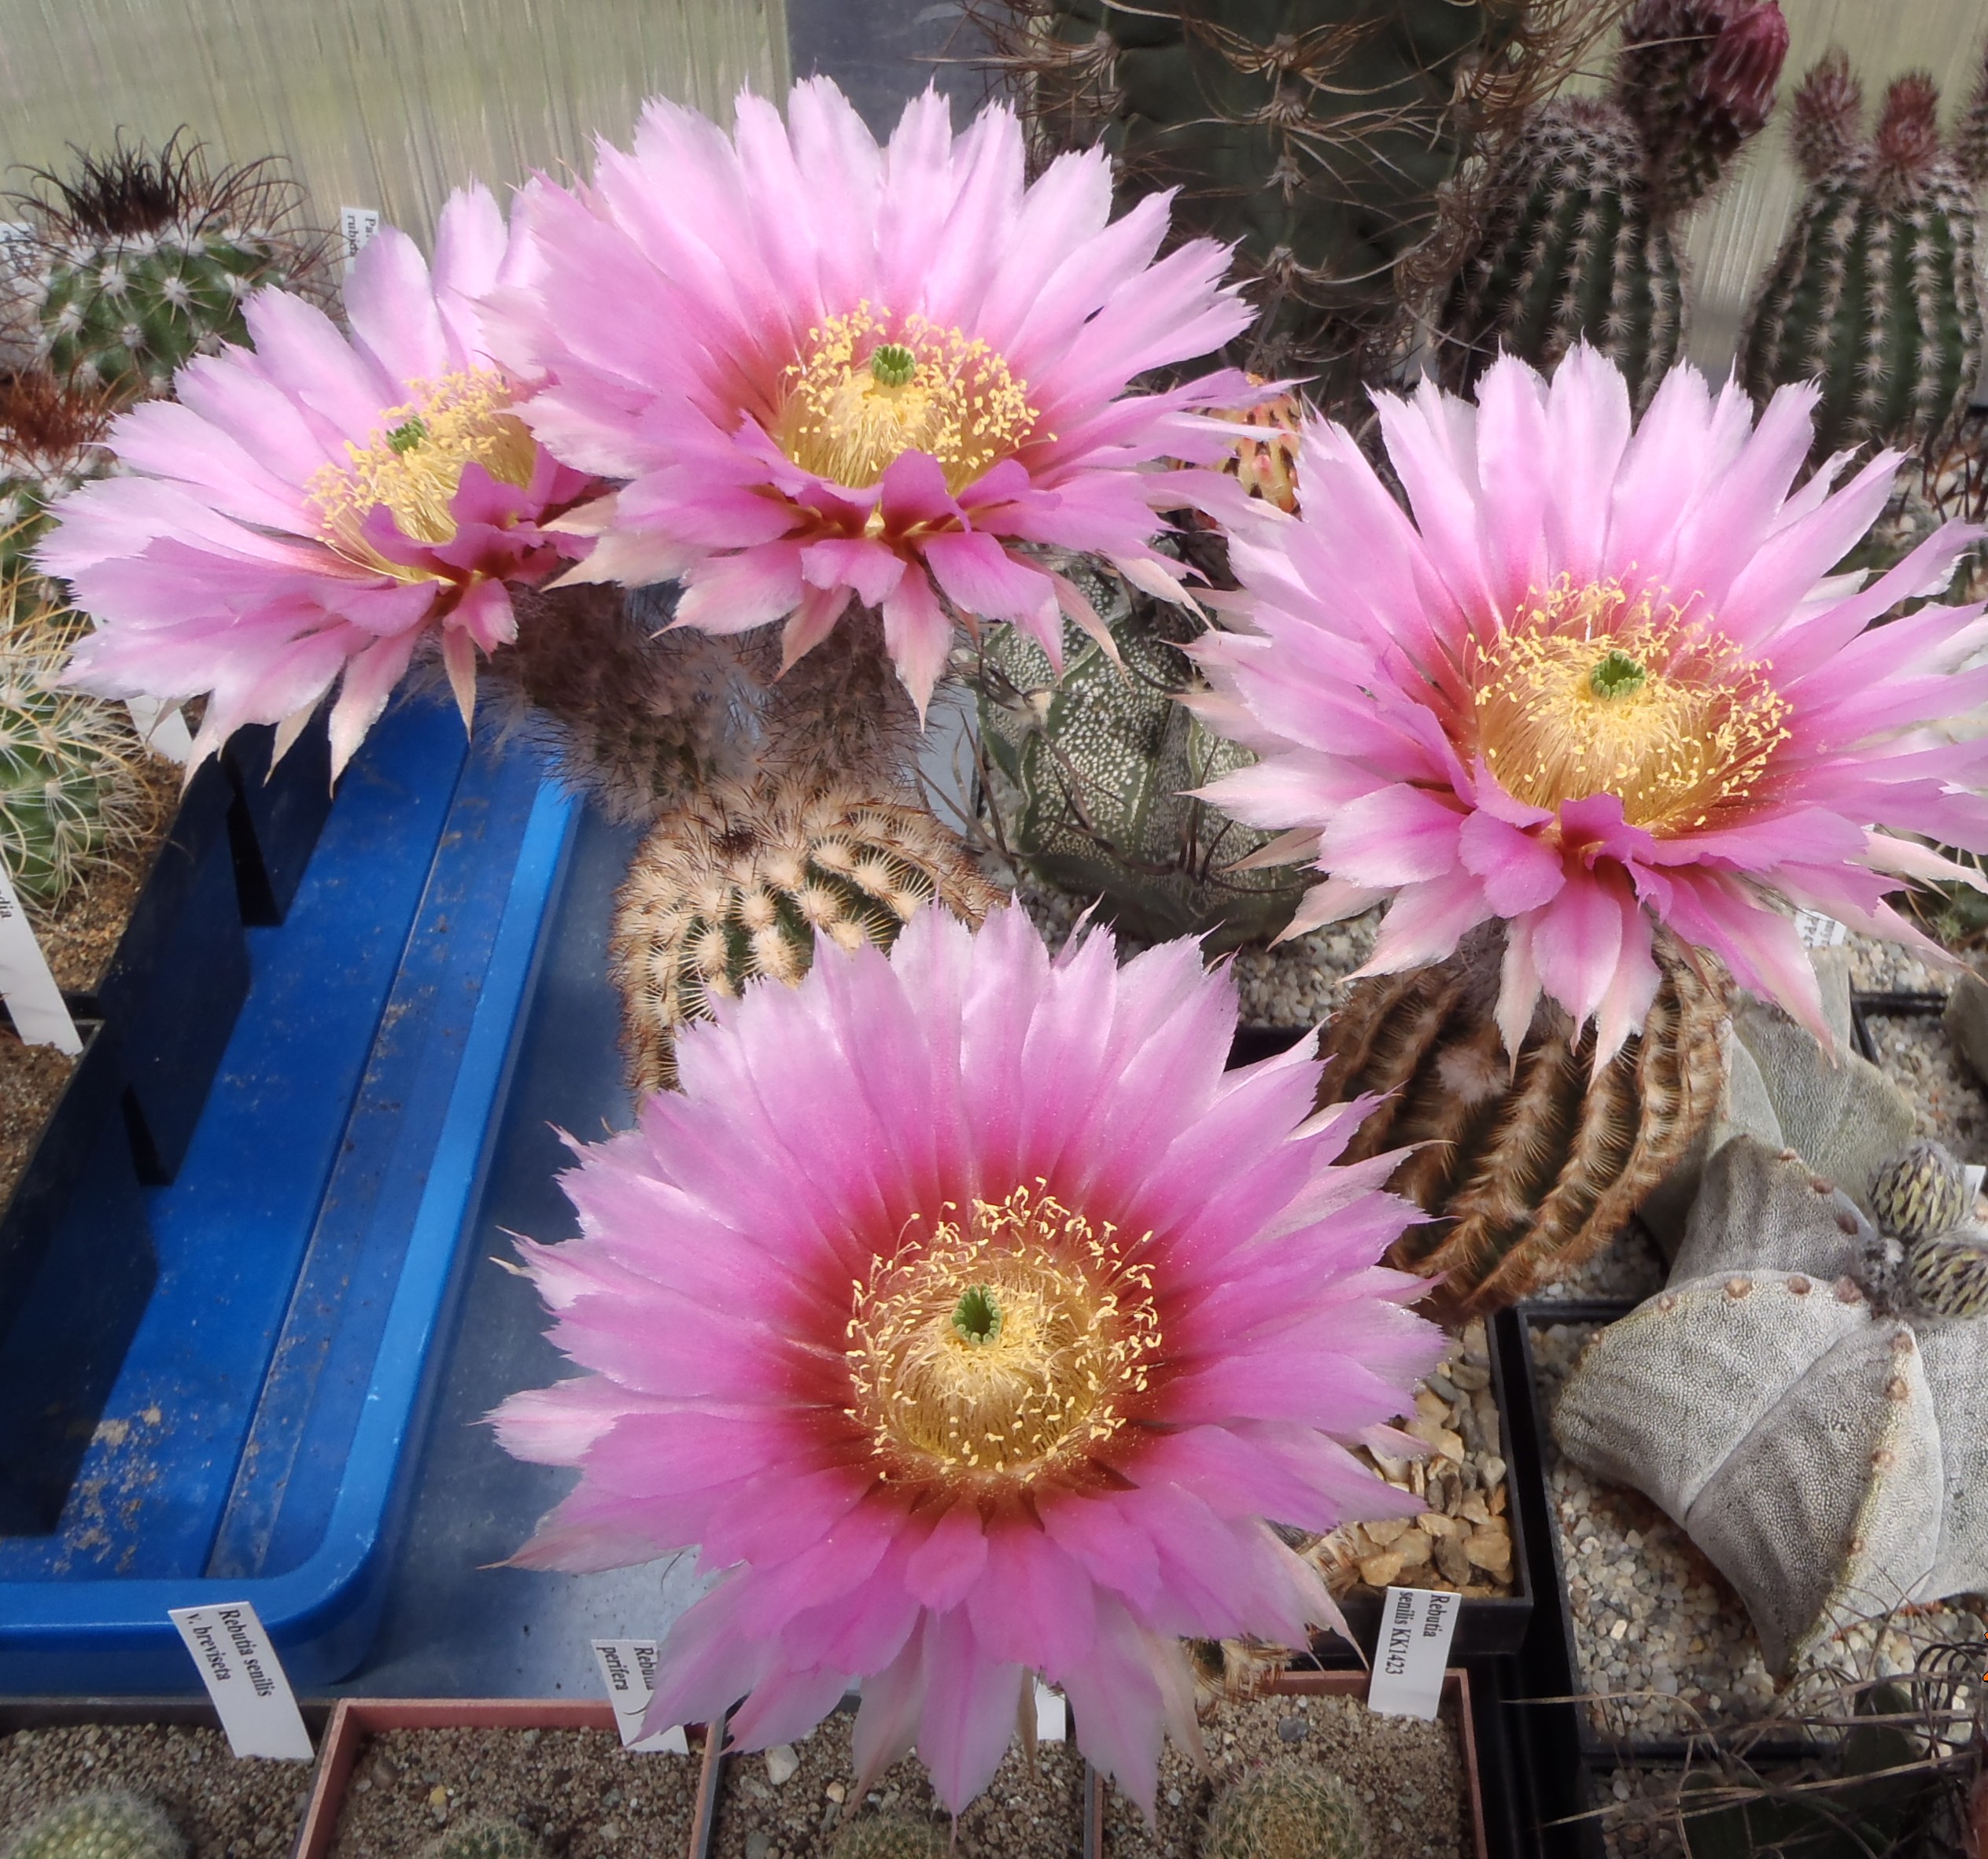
[1555,1134,1988,1671]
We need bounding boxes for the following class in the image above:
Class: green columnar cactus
[0,371,116,581]
[0,1794,184,1859]
[828,1817,946,1859]
[13,133,327,403]
[0,593,149,906]
[1201,1762,1370,1859]
[975,0,1521,399]
[417,1820,544,1859]
[1441,0,1787,408]
[975,564,1306,953]
[1739,50,1988,464]
[610,777,1003,1094]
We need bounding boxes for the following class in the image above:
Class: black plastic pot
[0,1019,156,1533]
[223,710,337,927]
[65,758,253,1183]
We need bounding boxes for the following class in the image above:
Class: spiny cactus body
[827,1817,946,1859]
[13,134,326,402]
[1202,1761,1370,1859]
[1739,50,1988,464]
[1442,1,1787,408]
[0,601,150,907]
[611,779,1003,1094]
[1906,1226,1988,1318]
[975,0,1520,396]
[1870,1138,1970,1242]
[1316,927,1725,1312]
[976,565,1306,952]
[416,1819,544,1859]
[0,371,116,581]
[0,1794,184,1859]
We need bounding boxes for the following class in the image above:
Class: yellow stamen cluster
[777,302,1037,494]
[1472,577,1792,833]
[844,1183,1161,1486]
[308,370,537,578]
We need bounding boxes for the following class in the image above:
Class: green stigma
[386,416,428,455]
[869,342,917,389]
[1588,649,1648,700]
[951,1285,1002,1346]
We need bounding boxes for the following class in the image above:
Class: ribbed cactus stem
[416,1819,544,1859]
[1202,1762,1370,1859]
[1739,44,1986,463]
[0,370,117,581]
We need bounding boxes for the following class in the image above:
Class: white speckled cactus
[1555,1135,1988,1673]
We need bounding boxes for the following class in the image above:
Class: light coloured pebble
[1864,1009,1988,1158]
[1535,1319,1988,1741]
[762,1744,799,1787]
[1847,930,1950,997]
[1532,1219,1669,1304]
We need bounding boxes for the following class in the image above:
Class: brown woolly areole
[844,1183,1162,1490]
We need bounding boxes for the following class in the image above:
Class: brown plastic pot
[294,1699,722,1859]
[1081,1667,1490,1859]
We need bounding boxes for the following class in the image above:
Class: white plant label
[340,207,382,275]
[1367,1586,1459,1721]
[125,696,193,765]
[168,1602,313,1759]
[1033,1680,1066,1743]
[0,858,79,1054]
[592,1639,690,1753]
[1794,909,1849,950]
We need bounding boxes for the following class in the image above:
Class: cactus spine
[975,564,1306,952]
[1201,1762,1370,1859]
[0,1794,184,1859]
[1869,1139,1970,1243]
[13,134,327,403]
[0,371,116,581]
[827,1818,947,1859]
[610,780,1003,1094]
[1441,1,1788,409]
[1315,926,1726,1312]
[1739,49,1988,464]
[0,590,151,908]
[417,1820,544,1859]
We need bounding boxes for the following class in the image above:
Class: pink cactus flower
[491,906,1441,1816]
[43,186,599,775]
[1194,346,1988,1059]
[485,78,1258,714]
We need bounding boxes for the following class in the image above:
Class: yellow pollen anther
[1471,577,1791,833]
[844,1184,1161,1485]
[776,301,1037,493]
[308,370,537,581]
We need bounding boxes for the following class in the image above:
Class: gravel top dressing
[710,1708,1084,1859]
[1100,1689,1470,1859]
[0,1724,312,1859]
[326,1725,703,1859]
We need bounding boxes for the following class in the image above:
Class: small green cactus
[1201,1761,1370,1859]
[13,132,327,403]
[0,371,116,582]
[610,777,1002,1094]
[827,1817,946,1859]
[1869,1139,1970,1241]
[0,1793,185,1859]
[974,564,1305,953]
[416,1819,544,1859]
[0,589,151,907]
[1442,1,1787,409]
[1739,49,1988,465]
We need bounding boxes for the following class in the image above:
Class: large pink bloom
[492,906,1440,1816]
[1196,346,1988,1060]
[485,78,1257,712]
[43,187,598,774]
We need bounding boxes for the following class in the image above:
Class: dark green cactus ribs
[1441,0,1787,409]
[1739,46,1988,465]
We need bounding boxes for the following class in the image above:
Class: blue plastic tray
[0,697,577,1691]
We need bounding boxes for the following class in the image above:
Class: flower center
[1472,578,1791,832]
[776,302,1037,493]
[308,370,537,578]
[844,1185,1161,1485]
